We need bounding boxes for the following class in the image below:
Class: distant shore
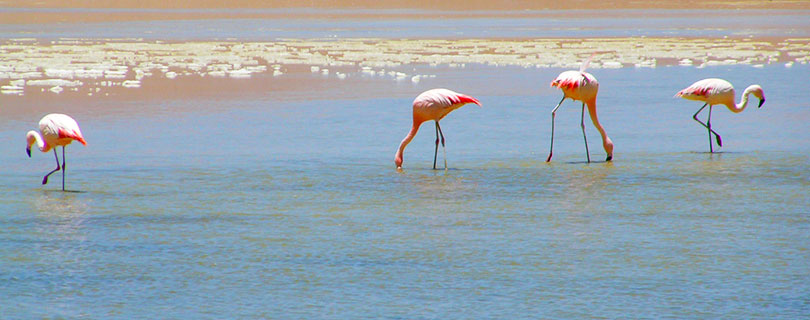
[3,1,809,24]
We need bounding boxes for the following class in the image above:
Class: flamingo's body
[676,78,765,152]
[394,88,481,170]
[547,70,613,162]
[26,113,87,191]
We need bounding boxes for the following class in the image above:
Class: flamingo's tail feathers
[58,128,87,145]
[456,94,481,106]
[551,78,579,90]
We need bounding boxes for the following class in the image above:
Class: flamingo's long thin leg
[692,103,722,153]
[433,122,439,170]
[707,105,722,148]
[437,121,447,170]
[61,147,66,191]
[546,96,566,162]
[42,149,61,185]
[581,102,590,163]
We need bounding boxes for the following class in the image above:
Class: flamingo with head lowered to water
[547,59,614,163]
[394,88,481,170]
[676,78,765,152]
[26,113,87,191]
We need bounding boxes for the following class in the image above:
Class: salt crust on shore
[1,38,808,95]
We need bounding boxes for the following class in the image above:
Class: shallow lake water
[1,7,810,319]
[2,63,809,318]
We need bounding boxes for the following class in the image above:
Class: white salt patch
[45,69,75,78]
[603,61,622,68]
[208,71,226,77]
[75,69,104,79]
[27,79,83,87]
[122,80,141,88]
[229,69,252,78]
[1,88,23,95]
[105,70,128,79]
[18,72,43,79]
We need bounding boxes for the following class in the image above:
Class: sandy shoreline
[2,1,809,24]
[7,0,810,10]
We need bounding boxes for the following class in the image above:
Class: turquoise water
[1,64,809,318]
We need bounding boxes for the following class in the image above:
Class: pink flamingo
[676,78,765,152]
[547,68,613,163]
[395,88,481,170]
[26,113,87,191]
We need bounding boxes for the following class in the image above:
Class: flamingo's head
[395,154,403,170]
[604,136,614,162]
[747,85,765,108]
[25,130,38,157]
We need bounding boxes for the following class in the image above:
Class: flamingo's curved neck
[395,121,421,167]
[26,130,46,152]
[586,101,614,157]
[728,89,753,114]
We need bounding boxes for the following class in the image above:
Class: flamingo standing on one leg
[675,78,765,152]
[394,88,481,170]
[26,113,87,191]
[547,68,613,163]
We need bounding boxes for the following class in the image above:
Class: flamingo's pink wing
[58,127,87,145]
[676,85,712,98]
[451,93,481,106]
[41,114,87,145]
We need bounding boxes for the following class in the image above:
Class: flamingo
[394,88,481,170]
[547,66,613,163]
[26,113,87,191]
[676,78,765,152]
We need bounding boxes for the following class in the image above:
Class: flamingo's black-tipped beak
[758,98,765,108]
[606,155,613,162]
[26,147,31,157]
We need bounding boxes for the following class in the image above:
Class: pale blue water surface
[2,8,810,39]
[1,8,810,320]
